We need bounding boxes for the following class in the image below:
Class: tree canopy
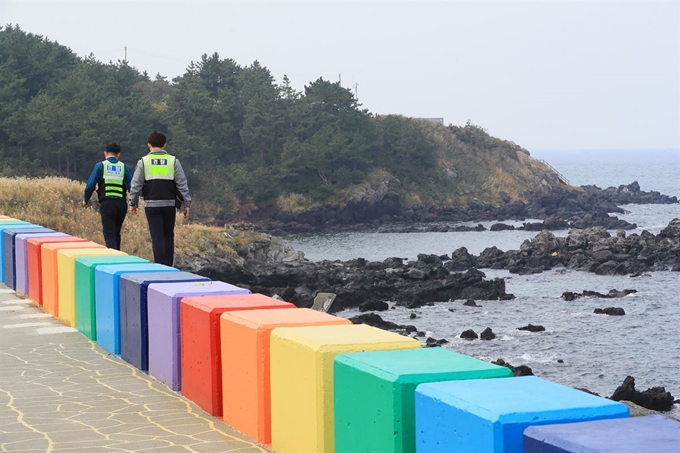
[0,25,543,221]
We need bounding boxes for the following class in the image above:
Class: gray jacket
[128,150,192,209]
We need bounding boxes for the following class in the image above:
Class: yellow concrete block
[57,248,125,326]
[270,323,421,453]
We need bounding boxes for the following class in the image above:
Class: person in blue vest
[83,142,133,250]
[128,130,191,266]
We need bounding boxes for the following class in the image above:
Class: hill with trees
[0,25,569,228]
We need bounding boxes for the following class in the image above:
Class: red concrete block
[27,236,87,305]
[180,294,295,416]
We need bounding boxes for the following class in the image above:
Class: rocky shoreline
[251,181,677,235]
[177,219,680,312]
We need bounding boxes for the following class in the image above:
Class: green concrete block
[75,255,149,340]
[333,347,513,453]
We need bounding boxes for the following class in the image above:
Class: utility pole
[354,82,358,100]
[339,73,341,85]
[124,46,128,64]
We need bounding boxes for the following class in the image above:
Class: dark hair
[147,130,167,148]
[104,142,121,154]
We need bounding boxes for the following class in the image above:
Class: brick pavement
[0,286,271,453]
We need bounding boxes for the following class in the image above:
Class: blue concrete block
[119,272,210,372]
[0,222,38,283]
[415,376,629,453]
[3,227,54,289]
[94,263,178,355]
[524,414,680,453]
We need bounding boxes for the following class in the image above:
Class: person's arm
[124,163,133,193]
[128,160,145,213]
[83,162,102,206]
[174,159,191,218]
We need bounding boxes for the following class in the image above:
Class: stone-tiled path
[0,287,271,453]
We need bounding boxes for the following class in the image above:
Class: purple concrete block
[3,227,54,289]
[147,281,250,391]
[523,414,680,453]
[15,233,68,295]
[119,272,210,372]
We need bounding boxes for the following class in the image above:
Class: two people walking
[83,130,191,266]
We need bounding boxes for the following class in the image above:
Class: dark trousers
[99,198,128,250]
[145,206,176,266]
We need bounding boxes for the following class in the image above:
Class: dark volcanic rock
[490,223,515,231]
[463,299,480,307]
[562,289,637,301]
[594,307,626,316]
[480,327,496,340]
[349,313,421,337]
[358,300,389,312]
[425,337,449,347]
[492,359,534,377]
[610,376,675,412]
[517,324,545,332]
[460,329,478,340]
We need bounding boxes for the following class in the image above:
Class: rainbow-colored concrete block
[334,348,513,453]
[523,414,680,453]
[270,324,421,453]
[221,308,351,445]
[27,236,87,305]
[181,294,295,417]
[0,222,34,282]
[119,272,210,371]
[3,226,53,289]
[146,281,250,391]
[15,232,68,296]
[57,248,126,327]
[415,376,629,453]
[41,241,104,316]
[74,255,150,340]
[94,263,178,356]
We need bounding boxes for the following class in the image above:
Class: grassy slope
[0,177,264,261]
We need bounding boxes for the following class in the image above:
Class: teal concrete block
[74,255,150,340]
[334,348,513,453]
[415,376,629,453]
[524,414,680,453]
[94,263,178,355]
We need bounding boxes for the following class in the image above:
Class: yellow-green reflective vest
[102,160,125,198]
[142,153,176,180]
[141,152,177,201]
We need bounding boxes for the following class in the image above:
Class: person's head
[104,142,121,157]
[147,130,167,150]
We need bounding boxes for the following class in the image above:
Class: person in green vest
[83,142,133,250]
[128,130,191,266]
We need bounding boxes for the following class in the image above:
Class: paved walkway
[0,286,271,453]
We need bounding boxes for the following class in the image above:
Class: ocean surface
[286,149,680,417]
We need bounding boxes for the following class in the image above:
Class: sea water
[286,149,680,417]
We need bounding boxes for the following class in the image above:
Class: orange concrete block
[41,241,103,316]
[27,236,87,305]
[220,308,351,445]
[180,294,295,416]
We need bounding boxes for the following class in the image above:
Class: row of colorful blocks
[1,216,678,452]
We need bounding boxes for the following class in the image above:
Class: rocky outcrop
[593,307,626,316]
[492,359,534,377]
[452,219,680,275]
[176,231,515,311]
[517,324,545,332]
[562,289,637,301]
[254,181,676,234]
[610,376,676,412]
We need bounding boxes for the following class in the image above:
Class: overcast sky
[1,0,678,151]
